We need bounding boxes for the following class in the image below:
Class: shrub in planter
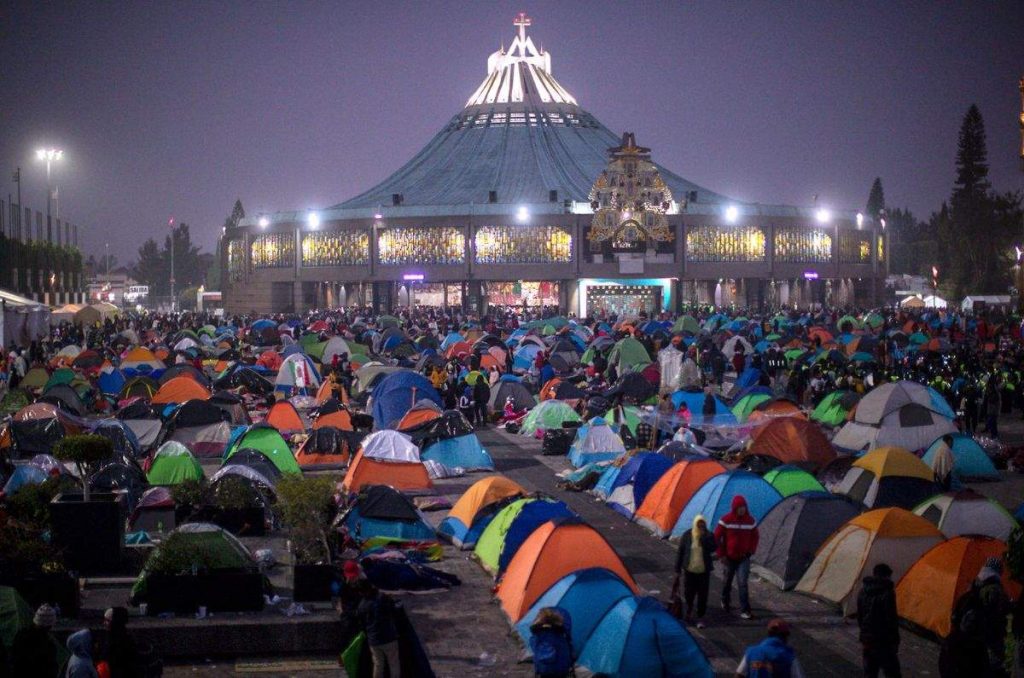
[50,435,124,574]
[0,524,79,616]
[209,476,267,536]
[170,478,210,524]
[275,475,339,601]
[5,476,77,530]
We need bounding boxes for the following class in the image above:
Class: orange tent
[296,427,351,467]
[314,409,353,431]
[896,536,1020,637]
[342,451,433,493]
[497,521,638,622]
[745,417,837,471]
[633,459,726,538]
[539,377,563,401]
[265,400,307,433]
[151,376,210,405]
[444,341,473,359]
[397,402,442,431]
[808,327,833,344]
[446,476,526,529]
[257,350,283,371]
[153,347,171,361]
[747,399,806,426]
[479,353,503,372]
[314,379,350,406]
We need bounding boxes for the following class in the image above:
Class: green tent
[763,466,826,497]
[132,523,256,601]
[672,315,701,335]
[731,393,772,423]
[0,389,30,416]
[20,367,50,390]
[605,405,643,437]
[525,316,568,331]
[810,390,860,427]
[518,401,581,437]
[783,348,807,363]
[147,441,205,485]
[862,312,884,330]
[307,341,328,362]
[225,426,301,474]
[473,497,546,575]
[607,337,651,372]
[45,367,76,391]
[836,315,861,332]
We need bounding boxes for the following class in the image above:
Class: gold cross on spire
[514,12,532,42]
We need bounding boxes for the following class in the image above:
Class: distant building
[87,267,145,306]
[225,15,886,315]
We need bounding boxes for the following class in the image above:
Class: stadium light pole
[35,148,63,224]
[169,218,176,312]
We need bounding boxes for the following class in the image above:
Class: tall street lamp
[168,218,176,312]
[35,148,63,223]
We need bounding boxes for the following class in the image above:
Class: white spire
[465,14,577,108]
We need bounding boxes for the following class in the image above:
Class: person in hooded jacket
[65,629,98,678]
[100,607,142,678]
[11,604,61,678]
[715,495,758,619]
[856,563,901,677]
[674,514,717,628]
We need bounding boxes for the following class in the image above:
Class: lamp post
[168,218,176,312]
[35,148,63,225]
[931,265,938,309]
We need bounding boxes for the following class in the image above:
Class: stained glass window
[377,227,465,265]
[474,225,572,264]
[227,239,245,282]
[685,225,766,262]
[250,233,295,270]
[301,231,370,267]
[774,227,832,263]
[839,231,872,263]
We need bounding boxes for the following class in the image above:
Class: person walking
[356,581,402,678]
[735,618,805,677]
[715,495,758,619]
[942,556,1011,677]
[857,563,902,677]
[674,514,716,628]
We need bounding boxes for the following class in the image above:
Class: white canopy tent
[0,289,50,349]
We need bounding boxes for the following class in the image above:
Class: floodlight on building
[258,216,269,228]
[815,208,831,224]
[856,212,864,228]
[308,211,320,228]
[516,206,529,223]
[725,205,739,224]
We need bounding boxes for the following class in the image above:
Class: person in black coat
[673,515,717,628]
[856,563,901,677]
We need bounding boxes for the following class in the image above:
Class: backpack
[530,624,574,677]
[951,583,983,638]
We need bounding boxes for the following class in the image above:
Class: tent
[116,400,162,451]
[762,465,826,497]
[607,336,651,372]
[744,417,836,471]
[296,427,354,467]
[342,451,432,494]
[224,426,301,474]
[896,536,1019,637]
[147,441,204,485]
[835,447,937,509]
[518,400,581,437]
[795,508,944,614]
[341,485,437,543]
[474,497,546,575]
[438,476,526,548]
[10,402,76,458]
[321,336,353,365]
[752,492,863,590]
[119,376,159,402]
[265,400,308,433]
[913,490,1016,541]
[121,347,166,373]
[165,399,233,457]
[488,378,535,412]
[669,390,736,427]
[496,519,638,622]
[922,433,999,480]
[396,401,443,431]
[567,418,626,468]
[633,460,726,538]
[601,453,674,519]
[495,500,578,577]
[832,403,957,454]
[670,471,782,540]
[575,596,713,678]
[19,366,50,391]
[731,393,772,423]
[359,430,420,462]
[274,353,321,397]
[159,364,210,387]
[151,376,210,405]
[370,372,442,430]
[421,434,493,471]
[513,568,634,659]
[810,390,860,427]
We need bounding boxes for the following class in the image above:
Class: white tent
[360,430,420,462]
[0,288,50,348]
[921,295,947,309]
[321,336,353,365]
[961,295,1012,312]
[899,295,925,309]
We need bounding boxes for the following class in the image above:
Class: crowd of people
[2,300,1024,677]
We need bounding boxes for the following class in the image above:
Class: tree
[866,177,886,219]
[132,239,166,296]
[952,104,990,210]
[53,435,112,502]
[224,199,245,231]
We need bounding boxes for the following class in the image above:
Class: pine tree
[952,105,990,210]
[224,199,245,231]
[866,177,886,218]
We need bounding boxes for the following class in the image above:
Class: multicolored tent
[633,459,726,538]
[913,490,1016,541]
[670,470,782,540]
[835,446,936,509]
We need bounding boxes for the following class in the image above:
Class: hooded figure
[856,563,901,677]
[929,435,956,491]
[65,629,98,678]
[715,495,759,618]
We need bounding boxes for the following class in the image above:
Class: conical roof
[337,15,727,212]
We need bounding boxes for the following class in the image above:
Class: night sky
[2,1,1022,262]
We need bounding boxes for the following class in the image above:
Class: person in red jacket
[715,494,759,619]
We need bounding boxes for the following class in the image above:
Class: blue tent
[567,419,626,468]
[923,433,999,480]
[90,420,143,459]
[441,332,465,349]
[670,470,783,540]
[604,453,674,519]
[281,344,304,357]
[498,501,576,576]
[251,319,276,331]
[593,465,624,500]
[734,367,763,392]
[98,369,127,396]
[670,390,737,426]
[2,464,48,494]
[421,434,494,471]
[577,596,713,677]
[512,344,542,372]
[514,568,634,655]
[370,372,442,430]
[342,506,436,542]
[632,454,675,509]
